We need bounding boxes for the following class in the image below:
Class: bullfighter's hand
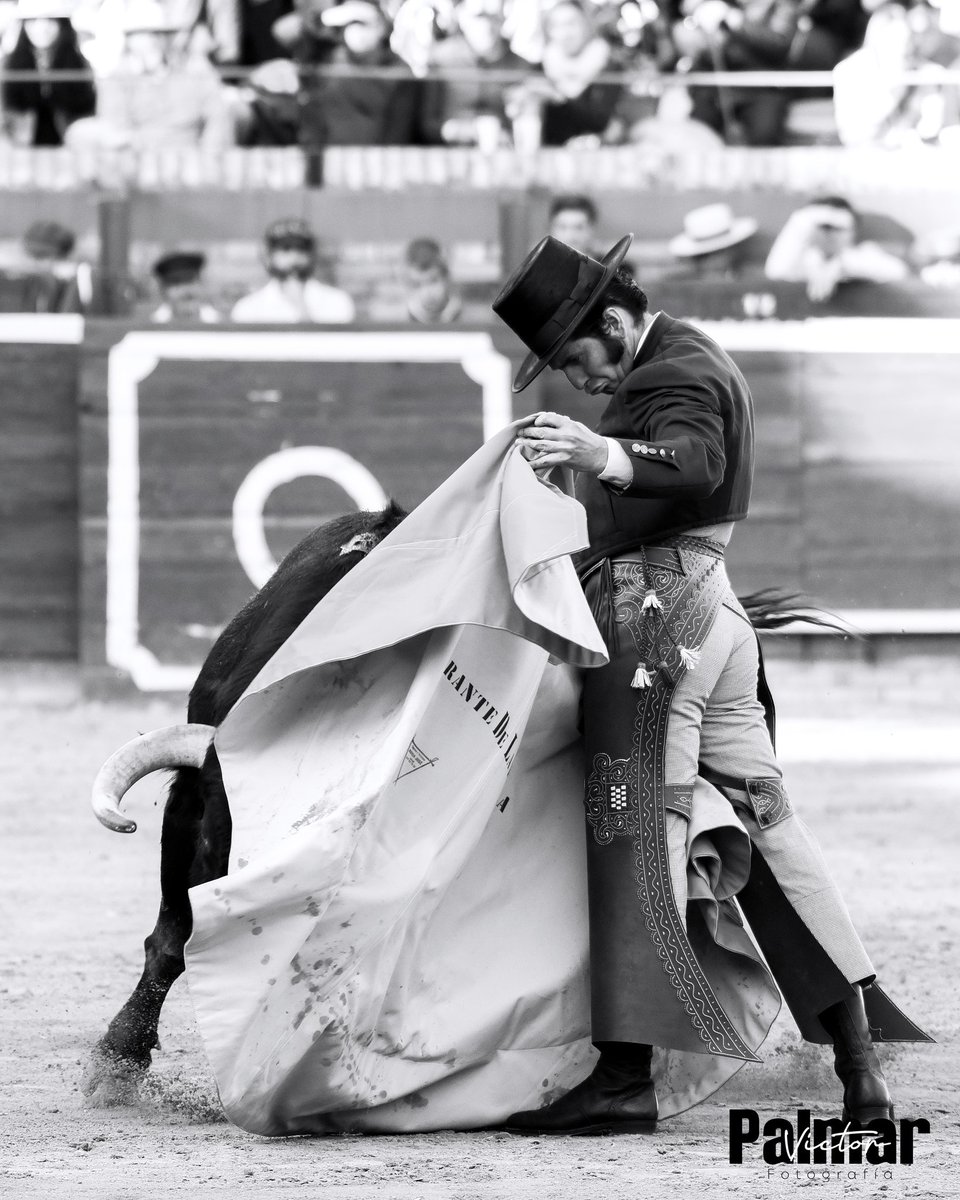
[516,411,609,475]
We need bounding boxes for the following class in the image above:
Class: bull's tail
[739,588,850,635]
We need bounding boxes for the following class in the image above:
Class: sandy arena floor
[2,655,958,1200]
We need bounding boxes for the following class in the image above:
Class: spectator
[1,0,95,146]
[2,219,94,312]
[682,0,867,145]
[765,196,909,301]
[64,0,236,153]
[668,201,758,275]
[547,192,600,255]
[508,0,620,146]
[150,251,221,322]
[403,237,462,322]
[298,1,421,149]
[231,217,356,323]
[606,81,725,154]
[833,2,960,146]
[420,0,528,147]
[390,0,461,76]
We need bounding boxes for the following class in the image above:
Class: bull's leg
[83,754,231,1105]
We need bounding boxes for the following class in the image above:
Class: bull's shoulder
[187,503,406,725]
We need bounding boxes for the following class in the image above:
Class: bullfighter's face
[551,333,627,395]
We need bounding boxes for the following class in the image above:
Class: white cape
[184,425,779,1135]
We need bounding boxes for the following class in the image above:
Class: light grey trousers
[663,598,874,986]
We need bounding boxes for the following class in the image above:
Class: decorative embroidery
[746,777,793,828]
[622,548,758,1061]
[584,753,638,844]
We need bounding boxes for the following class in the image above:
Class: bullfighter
[491,233,929,1135]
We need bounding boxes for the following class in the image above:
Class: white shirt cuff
[597,438,634,487]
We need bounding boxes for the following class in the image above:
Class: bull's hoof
[80,1044,149,1107]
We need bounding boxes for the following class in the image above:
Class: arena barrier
[3,316,958,684]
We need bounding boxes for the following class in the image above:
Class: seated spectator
[64,0,236,153]
[150,251,221,322]
[231,218,356,323]
[765,196,909,301]
[299,1,421,148]
[420,0,528,147]
[0,219,93,312]
[403,238,462,323]
[1,0,96,146]
[682,0,867,145]
[609,82,726,155]
[833,1,960,146]
[507,0,620,146]
[668,201,758,275]
[548,192,600,255]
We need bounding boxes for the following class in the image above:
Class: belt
[578,536,725,589]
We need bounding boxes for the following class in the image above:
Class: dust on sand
[2,658,958,1199]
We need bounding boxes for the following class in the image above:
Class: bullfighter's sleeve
[603,362,726,500]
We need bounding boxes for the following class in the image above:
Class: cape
[184,424,780,1136]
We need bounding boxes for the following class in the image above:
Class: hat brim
[512,232,633,393]
[669,217,757,259]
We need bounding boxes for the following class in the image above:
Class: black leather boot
[504,1042,658,1135]
[819,986,894,1125]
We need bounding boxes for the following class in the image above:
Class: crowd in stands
[4,192,960,318]
[0,0,958,151]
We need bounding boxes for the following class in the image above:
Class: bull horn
[92,724,216,834]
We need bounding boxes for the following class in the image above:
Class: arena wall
[3,316,958,684]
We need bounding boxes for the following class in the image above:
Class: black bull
[81,503,807,1105]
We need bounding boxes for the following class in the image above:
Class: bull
[81,499,811,1106]
[82,502,406,1104]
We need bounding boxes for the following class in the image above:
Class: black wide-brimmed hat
[492,232,633,392]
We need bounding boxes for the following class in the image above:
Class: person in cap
[669,202,758,277]
[765,195,909,302]
[1,0,95,145]
[230,218,356,324]
[150,250,221,323]
[490,234,929,1134]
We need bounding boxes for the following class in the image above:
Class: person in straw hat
[668,202,758,277]
[489,234,929,1135]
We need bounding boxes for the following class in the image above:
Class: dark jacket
[573,313,755,573]
[298,44,420,147]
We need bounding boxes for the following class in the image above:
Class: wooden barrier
[0,316,82,658]
[1,314,950,687]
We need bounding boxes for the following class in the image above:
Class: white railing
[0,142,957,193]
